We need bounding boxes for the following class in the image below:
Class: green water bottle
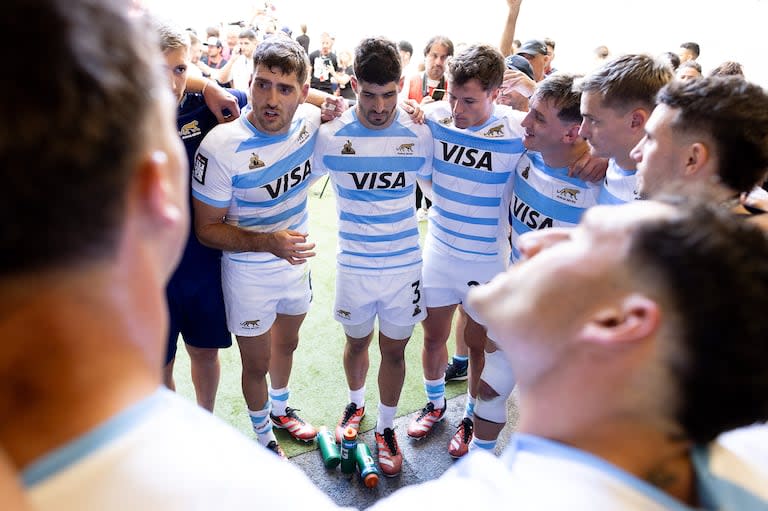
[354,443,380,488]
[316,426,341,469]
[340,426,357,474]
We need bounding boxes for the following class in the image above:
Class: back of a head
[354,37,401,86]
[448,44,505,91]
[398,40,413,58]
[533,73,584,124]
[0,0,165,277]
[629,196,768,443]
[709,60,744,78]
[657,76,768,194]
[253,35,310,85]
[579,54,673,112]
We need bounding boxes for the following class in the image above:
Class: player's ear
[578,294,660,346]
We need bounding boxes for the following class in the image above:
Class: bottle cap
[343,426,357,441]
[363,473,379,488]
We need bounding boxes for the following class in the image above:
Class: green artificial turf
[172,179,466,457]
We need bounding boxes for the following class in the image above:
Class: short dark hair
[532,73,583,124]
[354,37,401,86]
[398,40,413,57]
[252,35,310,85]
[677,60,702,73]
[423,35,454,58]
[239,28,258,41]
[448,44,505,91]
[656,76,768,194]
[579,53,673,112]
[709,60,744,77]
[629,199,768,443]
[662,51,680,71]
[679,41,700,59]
[0,0,166,276]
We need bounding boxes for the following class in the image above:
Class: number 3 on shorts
[411,280,421,304]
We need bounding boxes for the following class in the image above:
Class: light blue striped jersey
[509,151,601,262]
[313,108,433,274]
[424,102,525,262]
[192,103,320,268]
[597,158,640,205]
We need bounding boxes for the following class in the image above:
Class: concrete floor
[291,394,519,509]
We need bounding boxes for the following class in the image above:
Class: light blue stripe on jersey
[239,198,307,226]
[340,208,413,225]
[191,188,230,208]
[514,174,587,225]
[431,220,496,243]
[23,389,167,486]
[231,138,315,189]
[339,228,419,243]
[340,260,420,271]
[427,119,525,154]
[335,184,414,202]
[433,235,498,256]
[432,205,498,226]
[433,158,511,184]
[342,246,420,258]
[432,182,501,207]
[691,446,768,510]
[235,177,311,208]
[287,211,308,231]
[323,155,425,172]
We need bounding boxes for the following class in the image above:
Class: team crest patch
[484,124,504,137]
[241,319,260,329]
[439,116,453,125]
[249,153,265,169]
[336,309,351,319]
[556,187,580,203]
[179,120,201,140]
[297,124,310,143]
[396,143,415,155]
[341,140,356,155]
[522,165,530,179]
[193,153,208,184]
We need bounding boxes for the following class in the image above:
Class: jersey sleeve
[191,132,233,209]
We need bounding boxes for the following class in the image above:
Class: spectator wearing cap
[201,36,228,71]
[516,39,548,81]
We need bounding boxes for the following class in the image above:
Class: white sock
[349,386,366,408]
[269,386,289,416]
[376,403,397,434]
[425,377,445,408]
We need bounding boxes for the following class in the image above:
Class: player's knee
[477,380,499,401]
[474,393,508,424]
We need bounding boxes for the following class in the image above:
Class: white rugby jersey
[509,151,601,262]
[597,158,640,205]
[192,103,320,268]
[313,108,433,274]
[424,102,525,262]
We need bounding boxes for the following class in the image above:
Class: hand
[568,151,608,182]
[400,99,425,124]
[500,69,536,98]
[202,80,241,123]
[420,95,435,106]
[268,230,316,265]
[320,96,346,122]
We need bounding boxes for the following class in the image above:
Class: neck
[0,264,164,469]
[517,378,696,505]
[542,140,590,169]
